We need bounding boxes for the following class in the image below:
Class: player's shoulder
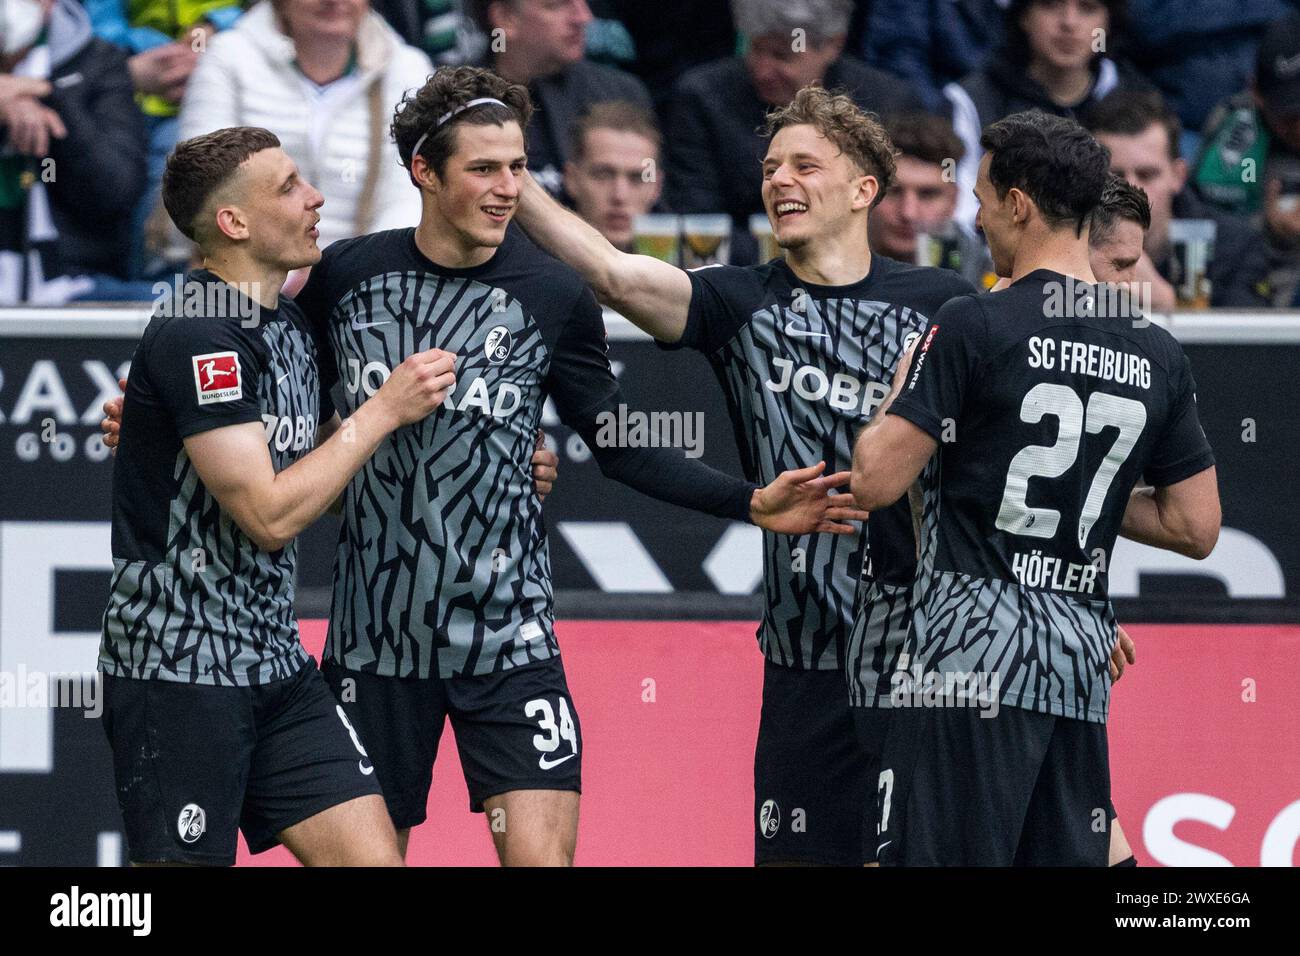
[688,259,777,296]
[500,225,590,301]
[872,257,978,316]
[317,228,413,273]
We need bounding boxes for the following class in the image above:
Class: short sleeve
[147,319,266,439]
[545,286,620,424]
[661,264,755,355]
[887,294,986,440]
[1144,352,1215,487]
[293,261,339,397]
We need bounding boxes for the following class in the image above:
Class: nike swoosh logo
[784,324,829,339]
[277,372,290,386]
[876,840,892,855]
[351,319,392,330]
[1276,52,1300,77]
[538,752,577,771]
[359,760,374,776]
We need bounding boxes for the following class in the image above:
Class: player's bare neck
[200,253,286,309]
[415,219,497,270]
[784,239,872,288]
[1009,222,1096,286]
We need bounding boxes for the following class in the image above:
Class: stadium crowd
[2,0,1299,307]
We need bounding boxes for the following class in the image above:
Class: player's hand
[374,349,456,426]
[1134,253,1177,311]
[100,377,127,454]
[1109,625,1136,682]
[531,430,558,501]
[750,460,870,535]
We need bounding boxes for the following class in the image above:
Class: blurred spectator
[1088,88,1271,308]
[0,0,146,303]
[470,0,652,196]
[370,0,485,64]
[1124,0,1297,159]
[869,112,963,262]
[179,0,434,249]
[563,100,662,251]
[945,0,1148,229]
[666,0,918,239]
[1089,171,1149,284]
[860,0,1007,114]
[595,0,736,118]
[84,0,244,279]
[1193,12,1300,218]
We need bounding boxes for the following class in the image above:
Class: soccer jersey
[667,256,973,669]
[101,271,329,686]
[889,270,1216,722]
[296,226,756,679]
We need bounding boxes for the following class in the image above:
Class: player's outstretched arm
[515,171,693,342]
[1119,467,1220,559]
[183,349,456,551]
[851,344,938,511]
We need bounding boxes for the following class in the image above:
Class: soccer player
[292,67,858,867]
[514,84,975,866]
[1090,173,1150,286]
[99,127,456,866]
[851,111,1221,866]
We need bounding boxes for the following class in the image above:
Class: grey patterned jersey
[889,272,1216,722]
[296,228,756,679]
[669,256,974,670]
[101,272,328,685]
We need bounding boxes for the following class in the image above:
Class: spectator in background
[666,0,918,255]
[370,0,485,65]
[1193,12,1300,219]
[84,0,244,279]
[563,100,662,252]
[945,0,1148,228]
[0,0,146,303]
[869,112,962,263]
[179,0,433,251]
[471,0,652,196]
[1123,0,1297,160]
[860,0,1007,114]
[593,0,736,118]
[1088,88,1271,309]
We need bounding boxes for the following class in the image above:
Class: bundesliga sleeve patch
[191,351,243,405]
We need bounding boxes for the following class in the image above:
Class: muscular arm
[1119,467,1221,559]
[514,171,693,342]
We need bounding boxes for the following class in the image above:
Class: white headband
[409,97,510,166]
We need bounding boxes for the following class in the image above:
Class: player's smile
[482,203,513,224]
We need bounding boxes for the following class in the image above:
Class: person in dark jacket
[470,0,653,197]
[1088,88,1273,309]
[1123,0,1298,159]
[665,0,920,248]
[860,0,1007,114]
[944,0,1149,229]
[0,0,146,303]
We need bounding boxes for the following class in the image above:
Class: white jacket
[179,1,433,247]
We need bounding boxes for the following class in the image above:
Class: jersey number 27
[995,383,1147,549]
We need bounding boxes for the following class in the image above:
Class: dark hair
[764,84,897,206]
[392,66,533,181]
[883,112,965,166]
[568,101,662,164]
[162,127,281,243]
[979,110,1110,235]
[1085,88,1182,163]
[1090,173,1150,246]
[1003,0,1129,64]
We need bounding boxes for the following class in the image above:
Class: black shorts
[321,655,582,827]
[876,704,1110,867]
[851,705,892,863]
[754,659,873,866]
[100,661,382,866]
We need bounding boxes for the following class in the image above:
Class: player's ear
[410,154,441,193]
[1009,187,1032,226]
[213,203,249,242]
[853,174,879,211]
